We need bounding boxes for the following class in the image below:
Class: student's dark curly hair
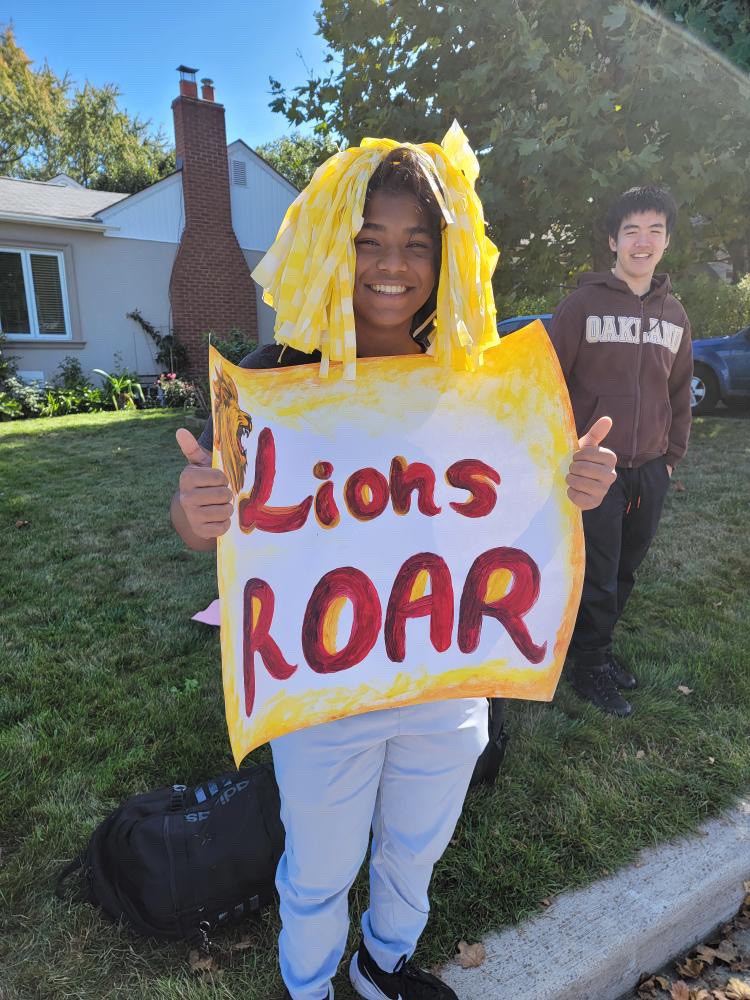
[606,186,678,239]
[364,148,444,337]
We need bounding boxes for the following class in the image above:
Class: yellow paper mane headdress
[251,121,499,379]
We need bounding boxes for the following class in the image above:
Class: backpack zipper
[162,814,180,920]
[164,804,209,948]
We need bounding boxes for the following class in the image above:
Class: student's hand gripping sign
[210,322,584,766]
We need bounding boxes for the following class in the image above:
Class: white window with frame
[0,247,72,340]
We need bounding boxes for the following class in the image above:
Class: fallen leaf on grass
[455,941,486,969]
[540,897,552,907]
[707,757,716,765]
[677,956,705,978]
[229,936,254,952]
[670,982,691,1000]
[636,749,647,759]
[672,480,687,492]
[188,949,220,974]
[677,685,694,695]
[725,980,750,1000]
[15,519,30,529]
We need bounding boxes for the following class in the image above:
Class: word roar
[242,546,546,717]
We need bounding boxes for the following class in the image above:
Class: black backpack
[469,698,509,788]
[57,763,284,949]
[57,706,505,947]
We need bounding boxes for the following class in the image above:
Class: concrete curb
[439,798,750,1000]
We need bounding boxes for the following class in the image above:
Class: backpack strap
[55,854,88,901]
[170,784,188,811]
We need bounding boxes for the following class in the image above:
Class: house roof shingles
[0,176,128,223]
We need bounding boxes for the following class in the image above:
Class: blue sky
[11,0,333,148]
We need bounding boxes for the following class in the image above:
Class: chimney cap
[177,65,199,78]
[201,77,214,86]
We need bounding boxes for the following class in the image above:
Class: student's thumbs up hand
[566,416,617,510]
[578,415,612,451]
[176,429,233,539]
[176,428,212,467]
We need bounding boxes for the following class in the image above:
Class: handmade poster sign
[211,321,583,765]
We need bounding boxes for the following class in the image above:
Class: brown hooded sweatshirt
[549,271,692,468]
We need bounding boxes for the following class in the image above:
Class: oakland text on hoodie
[549,271,693,468]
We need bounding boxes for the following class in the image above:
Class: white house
[0,67,298,383]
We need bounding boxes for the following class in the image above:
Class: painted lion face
[212,367,252,496]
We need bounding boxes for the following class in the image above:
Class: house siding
[0,221,176,382]
[242,249,275,345]
[228,143,297,252]
[98,172,185,244]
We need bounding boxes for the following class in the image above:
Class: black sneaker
[609,655,637,690]
[349,941,458,999]
[568,662,633,717]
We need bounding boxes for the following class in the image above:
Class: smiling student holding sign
[171,127,616,1000]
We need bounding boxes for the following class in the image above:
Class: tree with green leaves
[0,23,174,193]
[255,130,340,190]
[648,0,750,72]
[55,82,174,192]
[0,24,66,174]
[270,0,750,301]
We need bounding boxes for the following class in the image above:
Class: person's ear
[664,233,670,250]
[608,235,617,253]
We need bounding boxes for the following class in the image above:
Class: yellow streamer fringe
[251,121,500,379]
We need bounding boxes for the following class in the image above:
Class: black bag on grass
[56,764,284,949]
[469,698,509,787]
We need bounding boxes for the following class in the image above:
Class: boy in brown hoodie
[549,186,693,716]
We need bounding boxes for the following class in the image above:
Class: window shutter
[30,254,67,335]
[231,159,247,187]
[0,251,30,334]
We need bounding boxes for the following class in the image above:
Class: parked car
[497,313,553,337]
[691,325,750,415]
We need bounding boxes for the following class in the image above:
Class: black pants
[569,456,671,668]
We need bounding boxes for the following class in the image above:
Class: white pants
[271,697,489,1000]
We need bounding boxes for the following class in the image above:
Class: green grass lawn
[1,408,749,1000]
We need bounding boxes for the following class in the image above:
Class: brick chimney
[169,66,258,374]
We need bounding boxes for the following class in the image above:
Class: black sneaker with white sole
[568,662,633,716]
[349,941,458,999]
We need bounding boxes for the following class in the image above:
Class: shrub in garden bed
[0,341,118,421]
[155,372,201,408]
